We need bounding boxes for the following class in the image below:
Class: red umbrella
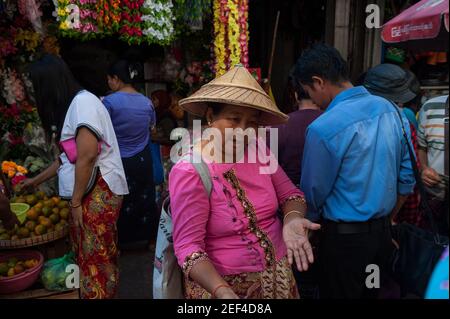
[382,0,449,51]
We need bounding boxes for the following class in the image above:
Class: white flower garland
[142,0,175,44]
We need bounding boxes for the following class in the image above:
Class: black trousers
[318,221,394,299]
[118,144,157,245]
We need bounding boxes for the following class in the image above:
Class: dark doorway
[249,0,327,113]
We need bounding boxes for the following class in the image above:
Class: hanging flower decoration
[213,0,226,76]
[52,0,178,45]
[238,0,249,67]
[119,0,144,44]
[96,0,121,34]
[14,29,42,52]
[17,0,44,34]
[1,68,26,105]
[213,0,249,77]
[42,35,61,56]
[119,0,175,45]
[141,0,175,45]
[0,35,18,60]
[55,0,99,40]
[227,0,241,69]
[173,0,211,33]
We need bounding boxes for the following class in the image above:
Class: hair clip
[129,66,138,80]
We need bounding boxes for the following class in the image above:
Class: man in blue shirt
[293,44,415,298]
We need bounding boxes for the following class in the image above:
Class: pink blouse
[169,149,304,276]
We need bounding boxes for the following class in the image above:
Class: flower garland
[141,0,175,45]
[1,69,26,105]
[0,35,18,61]
[119,0,144,43]
[17,0,43,34]
[238,0,249,67]
[52,0,178,45]
[14,29,41,53]
[55,0,99,39]
[227,0,241,69]
[213,0,226,76]
[96,0,121,34]
[213,0,249,77]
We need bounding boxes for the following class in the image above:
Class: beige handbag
[153,160,212,299]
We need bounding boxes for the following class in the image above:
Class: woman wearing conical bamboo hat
[168,66,320,299]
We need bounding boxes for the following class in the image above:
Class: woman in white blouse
[22,54,128,299]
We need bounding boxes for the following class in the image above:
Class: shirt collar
[326,86,370,112]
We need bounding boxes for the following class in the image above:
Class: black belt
[322,216,390,235]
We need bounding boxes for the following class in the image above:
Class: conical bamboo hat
[179,66,289,125]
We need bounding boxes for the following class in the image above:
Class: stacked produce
[0,257,39,278]
[0,191,69,241]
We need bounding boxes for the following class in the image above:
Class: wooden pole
[267,10,280,85]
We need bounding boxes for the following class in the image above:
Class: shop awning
[382,0,449,51]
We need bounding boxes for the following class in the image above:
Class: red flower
[11,174,26,187]
[8,133,23,146]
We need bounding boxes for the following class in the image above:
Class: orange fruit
[44,200,55,208]
[18,227,30,239]
[10,235,19,241]
[59,219,69,227]
[51,197,61,205]
[26,208,39,221]
[41,206,51,217]
[14,264,24,274]
[26,195,38,206]
[25,220,36,232]
[39,217,52,229]
[49,213,60,224]
[52,207,60,215]
[36,191,46,200]
[59,208,70,220]
[24,259,35,269]
[58,201,69,209]
[7,268,15,277]
[34,224,47,236]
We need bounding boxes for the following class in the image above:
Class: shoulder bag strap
[390,102,442,241]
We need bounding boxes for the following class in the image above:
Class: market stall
[0,0,252,299]
[382,0,449,99]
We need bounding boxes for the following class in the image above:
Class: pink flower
[11,174,26,186]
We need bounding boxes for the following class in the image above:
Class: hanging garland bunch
[213,0,249,77]
[141,0,175,45]
[96,0,121,34]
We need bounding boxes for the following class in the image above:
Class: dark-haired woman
[21,54,128,299]
[104,60,157,247]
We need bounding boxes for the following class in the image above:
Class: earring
[208,121,212,126]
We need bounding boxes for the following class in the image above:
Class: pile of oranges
[0,192,69,240]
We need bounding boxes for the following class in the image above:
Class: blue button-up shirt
[300,86,415,222]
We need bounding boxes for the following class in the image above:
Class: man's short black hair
[293,43,350,86]
[288,74,310,100]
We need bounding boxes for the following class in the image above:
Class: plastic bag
[40,252,76,291]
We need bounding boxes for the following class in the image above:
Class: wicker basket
[0,225,69,250]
